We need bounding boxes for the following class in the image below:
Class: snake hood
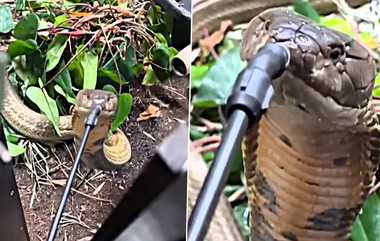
[241,8,377,126]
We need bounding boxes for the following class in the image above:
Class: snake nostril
[329,46,344,60]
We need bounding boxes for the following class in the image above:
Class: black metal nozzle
[226,43,289,125]
[47,105,102,241]
[188,43,289,241]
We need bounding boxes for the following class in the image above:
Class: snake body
[241,8,378,240]
[190,0,377,240]
[1,77,131,170]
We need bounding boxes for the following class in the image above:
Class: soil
[14,76,189,241]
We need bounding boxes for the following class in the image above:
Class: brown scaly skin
[241,8,379,241]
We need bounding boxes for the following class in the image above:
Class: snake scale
[1,73,131,170]
[190,0,378,240]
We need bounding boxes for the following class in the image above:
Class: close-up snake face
[241,8,377,116]
[76,89,118,114]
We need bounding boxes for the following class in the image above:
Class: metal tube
[46,105,102,241]
[188,109,249,241]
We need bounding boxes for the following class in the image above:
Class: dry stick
[100,24,124,94]
[44,18,153,88]
[99,31,112,67]
[369,181,380,195]
[199,117,223,132]
[39,178,112,203]
[60,213,93,230]
[70,188,112,203]
[72,14,107,29]
[163,86,187,99]
[43,33,98,88]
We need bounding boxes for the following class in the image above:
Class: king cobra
[1,76,131,170]
[189,0,378,240]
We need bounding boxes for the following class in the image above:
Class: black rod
[188,109,249,241]
[46,105,102,241]
[187,43,290,241]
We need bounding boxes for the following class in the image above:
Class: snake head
[75,89,118,117]
[241,8,377,118]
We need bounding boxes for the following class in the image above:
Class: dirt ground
[14,76,188,241]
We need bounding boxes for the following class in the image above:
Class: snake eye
[329,45,344,60]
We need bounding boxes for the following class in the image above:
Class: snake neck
[245,100,379,241]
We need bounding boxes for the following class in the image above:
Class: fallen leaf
[69,12,93,18]
[199,20,232,56]
[137,104,161,121]
[117,8,136,17]
[118,0,127,4]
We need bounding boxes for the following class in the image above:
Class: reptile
[189,0,378,240]
[1,75,131,170]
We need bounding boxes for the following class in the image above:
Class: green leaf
[191,65,210,89]
[7,141,26,157]
[147,5,173,44]
[14,13,39,40]
[233,203,251,241]
[54,15,69,27]
[27,51,44,80]
[0,5,14,33]
[26,86,61,135]
[46,35,68,72]
[54,84,76,105]
[2,124,25,157]
[111,93,133,132]
[142,65,160,86]
[193,47,245,108]
[373,73,380,97]
[190,127,207,140]
[55,62,75,99]
[68,47,85,87]
[151,45,178,81]
[16,0,26,10]
[81,51,98,89]
[113,58,135,84]
[155,33,168,46]
[351,193,380,241]
[102,84,117,94]
[13,56,38,86]
[101,55,132,83]
[7,39,38,58]
[202,151,215,162]
[125,46,137,67]
[293,0,320,23]
[131,63,144,76]
[98,68,126,85]
[320,17,353,37]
